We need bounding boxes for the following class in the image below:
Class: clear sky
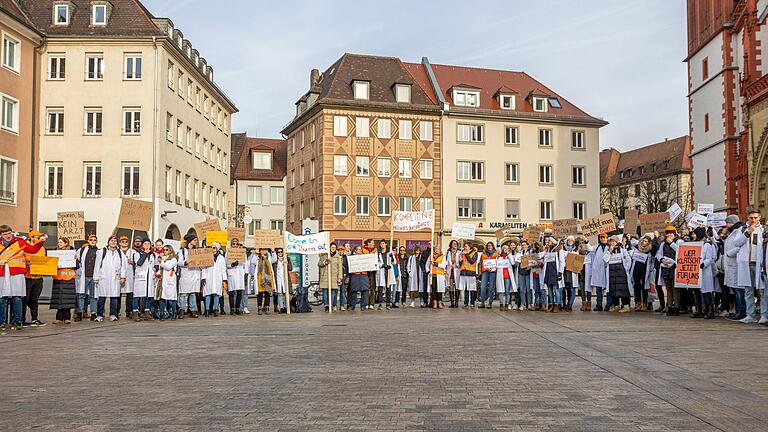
[144,0,688,152]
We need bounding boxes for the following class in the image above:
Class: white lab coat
[723,228,741,288]
[120,248,135,294]
[444,249,462,289]
[731,225,764,289]
[700,242,719,294]
[588,244,609,289]
[133,251,156,298]
[274,256,289,294]
[159,257,178,300]
[203,252,227,296]
[407,254,422,292]
[75,247,99,295]
[495,254,518,293]
[177,248,202,295]
[95,249,127,298]
[376,250,392,287]
[226,250,248,292]
[561,249,581,289]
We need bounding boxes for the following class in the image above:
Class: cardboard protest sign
[227,227,246,243]
[580,213,616,237]
[205,230,228,246]
[623,209,639,236]
[668,203,683,222]
[253,230,283,249]
[565,253,585,273]
[47,250,76,268]
[226,247,247,264]
[163,239,181,253]
[57,211,85,240]
[640,212,669,233]
[696,203,714,215]
[675,242,702,288]
[520,254,539,269]
[29,255,58,276]
[494,225,515,240]
[522,226,543,244]
[392,210,434,232]
[284,232,329,255]
[553,218,578,238]
[707,212,727,228]
[116,198,153,231]
[452,222,476,240]
[687,213,708,229]
[346,253,379,272]
[194,219,222,241]
[187,248,214,267]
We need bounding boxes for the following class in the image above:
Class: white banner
[392,210,434,232]
[668,203,683,222]
[452,222,476,240]
[284,231,329,255]
[687,213,708,229]
[47,250,76,268]
[707,212,727,228]
[346,253,378,273]
[696,203,714,215]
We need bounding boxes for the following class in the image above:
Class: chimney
[310,69,320,87]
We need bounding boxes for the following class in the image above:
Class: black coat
[49,279,76,309]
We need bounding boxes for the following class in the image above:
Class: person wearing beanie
[225,238,248,315]
[177,233,201,318]
[157,244,179,320]
[561,236,579,311]
[132,239,156,321]
[588,233,611,311]
[22,230,48,327]
[629,234,655,312]
[604,235,632,313]
[729,209,764,324]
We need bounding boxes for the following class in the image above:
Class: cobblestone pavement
[1,304,767,431]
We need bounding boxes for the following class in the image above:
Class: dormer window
[252,151,272,170]
[532,96,548,112]
[54,4,69,25]
[353,80,370,100]
[453,89,480,107]
[500,94,515,110]
[395,84,411,103]
[92,4,107,26]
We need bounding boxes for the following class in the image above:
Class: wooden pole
[327,253,332,315]
[284,256,291,316]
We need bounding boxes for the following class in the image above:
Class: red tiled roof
[230,134,287,182]
[601,135,692,186]
[18,0,163,37]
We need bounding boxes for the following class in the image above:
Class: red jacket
[0,237,45,277]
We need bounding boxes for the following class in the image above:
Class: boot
[547,304,554,312]
[585,301,592,311]
[178,310,185,320]
[133,313,141,322]
[274,303,279,313]
[552,304,560,313]
[190,312,199,318]
[431,300,437,309]
[593,303,602,312]
[257,307,263,316]
[438,301,444,309]
[75,312,83,322]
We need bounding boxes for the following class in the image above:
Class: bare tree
[636,176,692,229]
[600,186,630,220]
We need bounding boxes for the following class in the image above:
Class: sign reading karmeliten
[580,213,616,237]
[57,211,85,240]
[116,198,153,231]
[675,242,702,289]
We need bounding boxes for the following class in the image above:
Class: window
[458,198,484,218]
[453,89,480,107]
[92,4,107,25]
[187,79,193,103]
[353,81,370,100]
[46,109,64,134]
[270,186,285,204]
[203,95,209,116]
[333,116,347,136]
[195,87,201,110]
[54,4,69,25]
[247,186,262,204]
[500,94,515,109]
[194,133,200,157]
[209,143,215,165]
[634,184,641,196]
[702,57,709,80]
[419,121,433,141]
[571,131,585,149]
[378,118,391,138]
[48,54,65,79]
[1,95,18,132]
[175,170,182,204]
[123,108,140,134]
[505,163,519,183]
[505,127,518,145]
[2,34,20,72]
[0,157,16,204]
[85,54,104,80]
[45,163,63,198]
[166,167,173,201]
[619,187,628,198]
[704,113,709,132]
[548,97,562,108]
[167,60,174,88]
[457,161,483,181]
[419,159,433,179]
[290,170,295,188]
[333,196,347,215]
[121,163,140,197]
[300,164,305,184]
[399,196,413,211]
[355,156,369,176]
[663,160,670,170]
[398,120,412,139]
[539,165,553,184]
[377,196,391,216]
[398,158,412,178]
[457,123,484,142]
[310,123,316,141]
[176,120,183,147]
[333,155,347,175]
[300,131,305,148]
[377,158,391,177]
[247,219,262,235]
[83,163,101,197]
[572,166,585,186]
[706,168,711,186]
[540,201,553,220]
[84,108,102,135]
[310,159,315,179]
[395,84,411,103]
[639,166,646,175]
[194,179,200,210]
[355,117,369,137]
[419,197,433,211]
[539,129,552,147]
[185,127,192,152]
[270,220,284,232]
[178,71,184,97]
[573,202,586,220]
[216,149,222,171]
[532,96,548,112]
[355,196,369,216]
[505,200,520,220]
[659,179,667,192]
[251,151,272,170]
[124,54,142,80]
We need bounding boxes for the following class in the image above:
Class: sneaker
[409,301,415,308]
[720,310,731,317]
[0,324,6,331]
[758,317,768,325]
[340,306,346,311]
[94,316,104,322]
[243,307,251,315]
[608,306,620,312]
[618,306,631,313]
[740,316,757,324]
[12,322,23,331]
[109,315,118,322]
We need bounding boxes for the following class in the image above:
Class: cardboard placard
[520,254,539,269]
[452,222,476,240]
[392,210,434,232]
[227,227,246,243]
[205,230,228,246]
[194,219,222,241]
[47,250,76,268]
[346,253,378,272]
[57,211,85,240]
[675,242,702,288]
[565,252,585,273]
[29,255,58,276]
[187,248,214,267]
[639,212,669,234]
[253,230,283,249]
[553,218,578,238]
[580,213,616,237]
[116,198,153,231]
[494,225,515,240]
[522,226,543,244]
[226,247,247,264]
[623,209,639,236]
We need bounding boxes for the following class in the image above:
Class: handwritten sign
[687,213,708,229]
[47,250,76,268]
[57,211,85,240]
[392,210,434,232]
[623,209,639,236]
[482,259,497,271]
[284,232,329,255]
[565,253,585,273]
[553,218,578,238]
[640,212,669,233]
[696,203,714,215]
[668,203,683,222]
[205,230,228,246]
[675,242,702,288]
[707,212,727,228]
[452,222,476,240]
[522,226,543,244]
[29,255,58,276]
[116,198,153,231]
[226,247,247,264]
[346,253,379,273]
[520,254,539,269]
[580,213,616,237]
[494,225,515,240]
[252,230,283,249]
[187,248,214,267]
[227,227,246,244]
[194,219,222,241]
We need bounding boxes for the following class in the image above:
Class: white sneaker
[740,316,757,324]
[109,315,118,322]
[758,317,768,325]
[243,307,251,315]
[720,310,730,317]
[340,306,346,311]
[409,301,415,308]
[332,306,337,311]
[518,305,524,311]
[94,316,104,322]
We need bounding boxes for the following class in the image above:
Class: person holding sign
[561,236,580,311]
[655,226,683,316]
[118,236,135,320]
[540,237,564,313]
[729,210,764,324]
[587,234,610,312]
[347,246,370,311]
[22,230,48,327]
[479,242,499,309]
[517,240,535,311]
[578,240,594,311]
[319,243,344,312]
[201,242,228,317]
[430,248,447,309]
[395,246,410,308]
[629,234,655,312]
[0,225,46,331]
[131,239,156,321]
[177,233,202,318]
[723,215,746,320]
[254,248,277,315]
[226,238,248,315]
[603,236,632,313]
[406,246,423,308]
[94,236,127,322]
[157,245,179,320]
[691,228,719,320]
[496,244,517,311]
[444,240,462,308]
[376,241,395,311]
[50,237,77,324]
[459,244,479,308]
[272,248,292,314]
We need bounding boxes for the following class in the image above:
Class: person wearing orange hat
[1,225,46,331]
[23,230,48,327]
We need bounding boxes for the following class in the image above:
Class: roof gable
[18,0,163,37]
[231,135,287,182]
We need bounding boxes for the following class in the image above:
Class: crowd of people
[1,209,767,332]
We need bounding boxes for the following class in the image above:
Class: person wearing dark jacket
[50,238,76,324]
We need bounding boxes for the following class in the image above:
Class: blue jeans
[517,275,530,306]
[322,288,339,307]
[741,286,756,318]
[595,287,613,308]
[158,299,178,318]
[240,291,249,310]
[349,290,366,310]
[0,296,23,325]
[732,287,746,316]
[340,280,348,307]
[178,293,197,312]
[481,272,497,304]
[503,278,512,304]
[463,290,477,305]
[204,294,219,312]
[533,278,543,304]
[567,285,576,307]
[97,297,118,318]
[76,277,96,313]
[547,284,562,305]
[132,296,148,313]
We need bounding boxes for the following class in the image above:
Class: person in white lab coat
[94,236,127,322]
[272,248,292,313]
[406,247,423,307]
[444,240,462,308]
[588,233,610,311]
[226,238,248,315]
[723,216,745,319]
[157,244,179,320]
[177,233,202,318]
[255,248,277,315]
[117,236,134,319]
[131,239,155,321]
[202,242,227,317]
[729,209,764,324]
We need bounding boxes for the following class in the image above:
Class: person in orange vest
[0,225,46,332]
[23,230,47,326]
[50,237,76,324]
[459,244,478,308]
[479,242,499,309]
[430,247,447,308]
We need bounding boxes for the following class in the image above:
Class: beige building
[22,0,236,242]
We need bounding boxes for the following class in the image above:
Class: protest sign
[675,242,703,288]
[29,255,58,276]
[668,203,683,222]
[116,198,153,231]
[284,232,329,255]
[707,212,727,228]
[346,253,379,272]
[227,227,246,243]
[226,247,247,264]
[520,254,539,269]
[565,253,585,273]
[392,210,434,232]
[194,219,222,240]
[623,210,639,236]
[687,213,708,229]
[47,250,76,268]
[162,239,181,253]
[696,203,714,215]
[253,230,283,249]
[482,259,497,271]
[494,225,515,240]
[205,230,228,246]
[57,211,85,240]
[452,222,476,240]
[640,212,669,233]
[522,226,543,244]
[187,248,214,267]
[553,218,578,238]
[580,213,616,237]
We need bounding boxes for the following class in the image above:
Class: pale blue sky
[144,0,688,152]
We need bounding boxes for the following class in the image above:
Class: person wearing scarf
[479,242,499,309]
[656,226,683,316]
[255,248,276,315]
[578,239,593,311]
[362,239,377,310]
[375,240,391,310]
[348,246,370,311]
[540,237,564,313]
[604,236,632,313]
[117,236,135,320]
[50,237,76,325]
[396,246,409,307]
[517,240,534,311]
[589,233,611,311]
[444,240,461,308]
[157,245,179,320]
[177,233,201,318]
[430,247,447,308]
[406,247,422,307]
[94,236,127,322]
[561,236,578,311]
[630,234,655,312]
[496,244,517,311]
[459,244,478,308]
[132,239,155,321]
[319,243,343,312]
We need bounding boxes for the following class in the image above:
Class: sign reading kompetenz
[392,210,434,232]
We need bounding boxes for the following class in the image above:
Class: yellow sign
[29,255,59,276]
[205,230,228,246]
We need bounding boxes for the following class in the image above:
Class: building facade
[0,0,43,231]
[282,54,442,248]
[600,136,693,228]
[18,0,236,242]
[230,133,287,248]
